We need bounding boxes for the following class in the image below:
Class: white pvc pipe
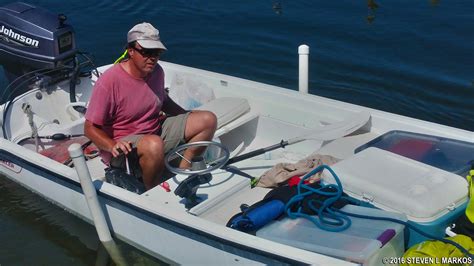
[68,143,112,243]
[298,44,310,94]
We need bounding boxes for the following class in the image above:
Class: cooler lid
[322,147,468,222]
[355,130,474,176]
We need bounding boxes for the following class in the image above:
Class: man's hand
[84,120,134,157]
[111,140,132,157]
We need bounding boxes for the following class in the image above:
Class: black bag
[104,167,146,194]
[453,214,474,238]
[265,182,352,214]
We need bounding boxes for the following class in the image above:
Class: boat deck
[134,129,380,228]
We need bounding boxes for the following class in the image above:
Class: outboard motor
[0,2,77,102]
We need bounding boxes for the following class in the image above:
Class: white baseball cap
[127,22,167,50]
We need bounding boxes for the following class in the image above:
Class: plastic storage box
[355,130,474,177]
[257,205,405,265]
[322,147,468,247]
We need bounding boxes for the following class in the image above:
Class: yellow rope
[113,50,128,64]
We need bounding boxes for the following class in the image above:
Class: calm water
[0,0,473,264]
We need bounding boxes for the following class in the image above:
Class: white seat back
[195,97,251,129]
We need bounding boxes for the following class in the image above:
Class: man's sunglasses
[132,46,163,58]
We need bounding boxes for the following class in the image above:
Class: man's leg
[180,110,217,168]
[136,135,165,190]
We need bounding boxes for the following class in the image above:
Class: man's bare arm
[84,120,132,157]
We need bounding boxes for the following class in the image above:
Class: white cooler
[322,147,469,247]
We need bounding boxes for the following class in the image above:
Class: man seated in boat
[84,22,217,190]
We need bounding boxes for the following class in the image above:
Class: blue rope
[284,164,474,259]
[285,164,352,232]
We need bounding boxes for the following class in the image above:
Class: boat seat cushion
[195,97,250,128]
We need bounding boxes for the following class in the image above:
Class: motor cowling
[0,2,77,88]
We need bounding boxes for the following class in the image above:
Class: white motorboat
[1,2,473,265]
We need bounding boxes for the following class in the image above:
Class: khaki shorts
[110,112,189,179]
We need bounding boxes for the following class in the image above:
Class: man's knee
[137,135,165,157]
[198,111,217,131]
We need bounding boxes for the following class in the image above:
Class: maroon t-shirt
[85,63,167,161]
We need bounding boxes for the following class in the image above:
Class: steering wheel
[164,141,230,176]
